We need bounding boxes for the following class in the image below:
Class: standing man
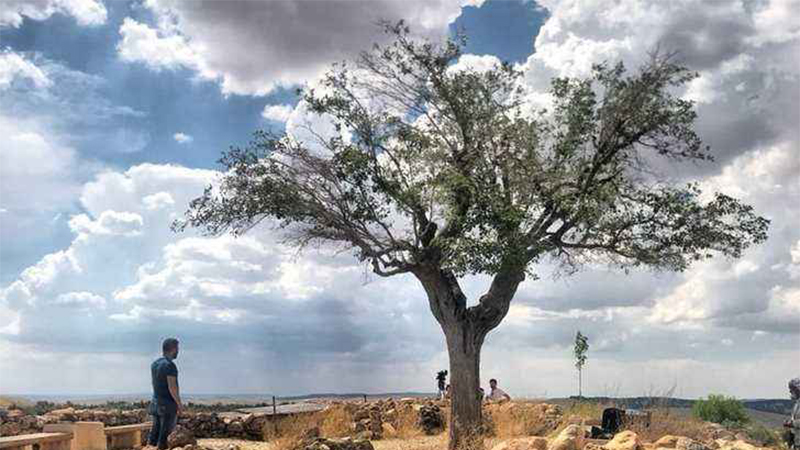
[487,378,511,403]
[436,371,448,400]
[785,378,800,450]
[147,338,182,450]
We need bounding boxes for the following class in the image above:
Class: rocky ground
[0,400,785,450]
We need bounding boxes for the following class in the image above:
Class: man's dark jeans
[148,405,177,450]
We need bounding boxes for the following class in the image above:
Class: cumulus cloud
[54,291,106,309]
[1,157,797,396]
[0,50,51,89]
[0,0,107,28]
[173,132,192,143]
[261,104,293,123]
[117,0,483,96]
[2,0,799,397]
[117,18,204,73]
[519,0,800,170]
[501,0,800,343]
[0,115,80,212]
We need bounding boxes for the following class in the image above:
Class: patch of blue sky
[450,0,548,64]
[0,1,298,171]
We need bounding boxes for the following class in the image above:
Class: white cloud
[0,159,797,396]
[69,210,144,237]
[0,115,81,212]
[447,53,502,74]
[520,0,799,168]
[54,291,106,309]
[142,192,175,210]
[261,104,293,123]
[0,50,51,89]
[117,18,204,73]
[749,0,800,46]
[2,0,799,397]
[173,132,193,143]
[118,0,482,96]
[0,0,106,28]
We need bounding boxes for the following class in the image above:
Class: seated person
[487,378,511,402]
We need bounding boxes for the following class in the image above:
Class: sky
[0,0,798,399]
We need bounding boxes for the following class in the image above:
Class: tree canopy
[175,21,768,286]
[175,21,769,449]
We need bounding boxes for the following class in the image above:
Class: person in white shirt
[785,378,800,449]
[487,378,511,402]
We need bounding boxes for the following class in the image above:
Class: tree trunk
[579,368,582,398]
[445,322,483,450]
[413,265,525,450]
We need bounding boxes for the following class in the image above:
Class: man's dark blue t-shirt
[151,357,178,412]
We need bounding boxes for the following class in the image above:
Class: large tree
[175,22,768,449]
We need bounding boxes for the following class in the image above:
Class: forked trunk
[414,266,525,450]
[445,324,483,450]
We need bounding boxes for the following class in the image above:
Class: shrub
[627,408,706,443]
[692,395,749,427]
[743,423,783,447]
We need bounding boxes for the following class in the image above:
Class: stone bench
[0,432,73,450]
[43,423,105,450]
[104,423,152,450]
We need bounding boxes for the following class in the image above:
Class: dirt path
[200,435,500,450]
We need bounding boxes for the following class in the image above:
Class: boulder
[654,436,708,450]
[655,436,682,448]
[491,437,549,450]
[603,431,642,450]
[701,424,735,442]
[714,440,765,450]
[548,425,585,450]
[227,421,244,434]
[47,408,76,422]
[168,425,197,449]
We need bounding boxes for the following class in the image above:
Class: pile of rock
[176,412,270,440]
[0,409,41,436]
[345,398,445,439]
[418,404,445,435]
[0,407,269,441]
[352,405,383,440]
[292,427,375,450]
[491,426,771,450]
[42,408,149,426]
[168,425,198,448]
